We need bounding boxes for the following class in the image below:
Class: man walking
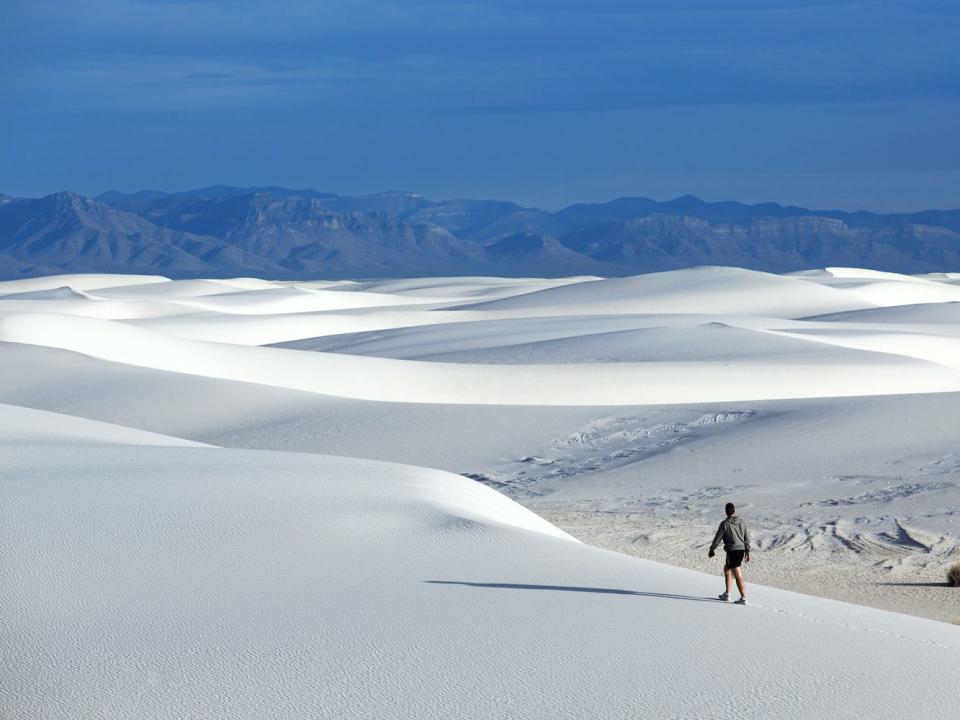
[708,502,751,605]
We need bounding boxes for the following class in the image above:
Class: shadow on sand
[425,580,719,603]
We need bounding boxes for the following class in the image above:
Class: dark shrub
[948,561,960,587]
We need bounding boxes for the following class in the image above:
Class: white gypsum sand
[2,266,960,719]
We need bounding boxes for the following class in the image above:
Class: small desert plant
[948,561,960,588]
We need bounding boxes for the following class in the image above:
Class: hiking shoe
[734,597,748,606]
[718,592,730,602]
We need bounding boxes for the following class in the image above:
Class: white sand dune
[281,314,955,366]
[798,267,960,305]
[0,273,168,295]
[3,311,960,404]
[0,296,199,320]
[5,266,960,719]
[455,266,875,317]
[92,278,263,299]
[3,414,959,720]
[170,285,441,315]
[0,284,439,322]
[343,274,598,299]
[0,402,208,447]
[824,266,947,282]
[0,286,94,300]
[808,301,960,324]
[918,271,960,283]
[128,306,468,345]
[834,280,960,307]
[765,327,960,371]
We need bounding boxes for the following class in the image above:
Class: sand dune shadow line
[425,580,718,602]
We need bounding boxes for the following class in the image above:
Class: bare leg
[733,567,747,599]
[723,565,733,595]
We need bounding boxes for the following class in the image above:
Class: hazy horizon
[8,183,960,216]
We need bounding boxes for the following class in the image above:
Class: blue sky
[2,0,959,210]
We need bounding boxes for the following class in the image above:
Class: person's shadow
[425,580,719,603]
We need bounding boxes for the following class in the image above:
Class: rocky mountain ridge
[0,186,957,278]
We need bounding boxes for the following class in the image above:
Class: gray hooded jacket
[710,515,751,554]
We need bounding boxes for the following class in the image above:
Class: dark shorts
[725,550,745,569]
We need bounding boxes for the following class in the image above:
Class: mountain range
[1,186,958,279]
